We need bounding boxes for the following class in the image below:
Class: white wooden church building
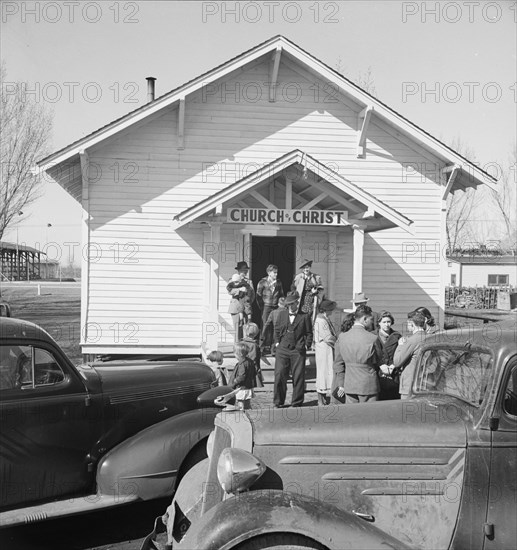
[38,36,496,357]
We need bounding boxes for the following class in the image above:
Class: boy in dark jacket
[227,342,256,410]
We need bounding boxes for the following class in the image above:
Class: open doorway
[250,236,296,326]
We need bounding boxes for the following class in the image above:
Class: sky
[2,0,516,265]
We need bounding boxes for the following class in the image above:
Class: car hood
[252,397,468,448]
[90,360,214,396]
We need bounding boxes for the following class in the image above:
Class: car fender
[96,407,218,501]
[178,490,410,550]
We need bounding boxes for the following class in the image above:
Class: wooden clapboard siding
[81,57,444,352]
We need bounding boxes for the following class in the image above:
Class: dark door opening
[250,236,296,326]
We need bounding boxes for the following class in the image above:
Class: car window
[414,347,493,406]
[0,345,32,390]
[24,348,65,388]
[503,365,517,417]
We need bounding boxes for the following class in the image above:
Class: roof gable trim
[173,150,413,234]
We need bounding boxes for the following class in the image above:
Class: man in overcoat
[332,305,382,403]
[273,291,313,408]
[291,260,324,325]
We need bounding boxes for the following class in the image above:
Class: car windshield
[413,346,493,406]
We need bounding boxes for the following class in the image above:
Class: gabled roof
[173,150,413,234]
[37,35,496,193]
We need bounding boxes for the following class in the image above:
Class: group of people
[226,259,324,350]
[325,302,436,405]
[219,259,437,409]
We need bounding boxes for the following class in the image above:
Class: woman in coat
[377,311,402,400]
[314,299,337,406]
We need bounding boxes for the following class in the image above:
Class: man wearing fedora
[332,304,382,404]
[291,260,324,326]
[344,292,379,333]
[227,261,255,342]
[273,291,313,408]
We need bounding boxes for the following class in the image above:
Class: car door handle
[353,511,375,522]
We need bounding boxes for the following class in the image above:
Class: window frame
[487,274,509,286]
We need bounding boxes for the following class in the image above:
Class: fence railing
[445,286,516,309]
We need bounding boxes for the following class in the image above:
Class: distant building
[0,242,45,281]
[40,259,60,280]
[447,255,517,287]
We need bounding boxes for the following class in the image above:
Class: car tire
[234,533,327,550]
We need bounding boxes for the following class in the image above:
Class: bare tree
[335,57,377,97]
[489,148,517,251]
[0,64,52,240]
[445,138,483,253]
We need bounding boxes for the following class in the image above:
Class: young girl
[226,342,256,410]
[241,322,264,388]
[205,350,229,386]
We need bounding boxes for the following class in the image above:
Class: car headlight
[216,448,266,494]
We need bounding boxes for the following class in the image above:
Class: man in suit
[273,291,313,408]
[261,297,286,356]
[393,310,427,399]
[332,305,382,403]
[256,264,284,354]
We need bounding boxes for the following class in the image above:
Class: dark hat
[319,299,337,312]
[235,261,250,271]
[284,291,300,305]
[351,292,369,303]
[299,259,313,269]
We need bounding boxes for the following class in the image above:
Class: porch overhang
[172,150,413,234]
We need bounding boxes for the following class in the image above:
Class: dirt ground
[1,282,82,363]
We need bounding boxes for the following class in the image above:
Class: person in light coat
[314,299,338,406]
[393,310,428,399]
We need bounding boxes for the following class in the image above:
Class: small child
[241,322,264,388]
[206,350,229,386]
[227,342,256,410]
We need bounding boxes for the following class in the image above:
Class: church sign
[227,208,348,226]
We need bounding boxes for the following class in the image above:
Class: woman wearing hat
[291,260,324,325]
[314,299,337,406]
